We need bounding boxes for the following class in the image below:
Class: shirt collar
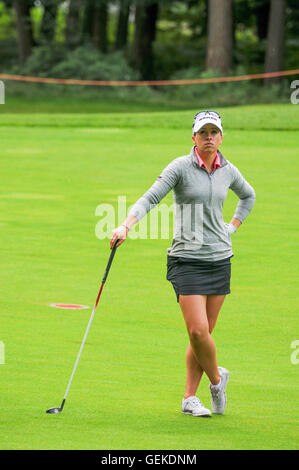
[194,146,221,171]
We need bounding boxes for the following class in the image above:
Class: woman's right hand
[110,225,129,249]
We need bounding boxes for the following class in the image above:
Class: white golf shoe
[210,367,229,414]
[182,396,212,417]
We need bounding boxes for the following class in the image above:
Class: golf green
[0,104,298,450]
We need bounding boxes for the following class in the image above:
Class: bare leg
[206,295,226,333]
[184,343,204,398]
[181,294,226,398]
[180,295,220,387]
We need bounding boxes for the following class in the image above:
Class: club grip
[102,239,120,283]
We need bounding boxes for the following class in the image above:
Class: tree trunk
[82,0,108,53]
[40,0,59,43]
[132,0,159,79]
[115,0,131,50]
[253,0,270,40]
[264,0,286,85]
[206,0,233,74]
[82,0,95,43]
[93,0,108,53]
[66,0,82,48]
[13,0,33,63]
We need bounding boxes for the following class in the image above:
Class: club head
[46,407,62,414]
[46,398,65,415]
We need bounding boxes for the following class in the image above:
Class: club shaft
[63,299,98,400]
[62,241,119,402]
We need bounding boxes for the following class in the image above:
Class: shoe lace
[210,387,221,398]
[190,397,203,407]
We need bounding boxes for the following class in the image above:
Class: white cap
[192,111,223,135]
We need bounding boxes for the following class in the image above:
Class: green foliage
[0,0,17,66]
[163,66,291,107]
[285,39,299,69]
[158,0,207,40]
[0,0,15,40]
[10,44,140,82]
[4,44,160,104]
[11,44,67,76]
[234,31,265,72]
[55,1,68,43]
[1,0,297,108]
[30,3,43,42]
[50,46,139,81]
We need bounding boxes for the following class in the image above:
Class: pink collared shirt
[194,146,221,173]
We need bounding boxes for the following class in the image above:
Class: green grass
[0,103,298,450]
[1,93,189,114]
[1,80,292,114]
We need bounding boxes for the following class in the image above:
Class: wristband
[121,224,130,232]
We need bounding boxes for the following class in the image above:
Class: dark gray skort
[167,255,233,302]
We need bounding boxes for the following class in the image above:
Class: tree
[93,0,108,53]
[131,0,159,79]
[206,0,233,74]
[39,0,59,43]
[115,0,131,50]
[82,0,93,42]
[66,0,82,48]
[82,0,108,53]
[13,0,34,63]
[253,0,270,41]
[264,0,286,85]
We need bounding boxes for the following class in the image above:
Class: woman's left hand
[225,223,237,236]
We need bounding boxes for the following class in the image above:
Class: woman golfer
[110,111,255,417]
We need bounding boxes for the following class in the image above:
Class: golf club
[46,239,120,414]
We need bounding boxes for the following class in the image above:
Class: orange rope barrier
[0,69,298,86]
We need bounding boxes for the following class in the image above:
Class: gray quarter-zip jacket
[128,146,256,261]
